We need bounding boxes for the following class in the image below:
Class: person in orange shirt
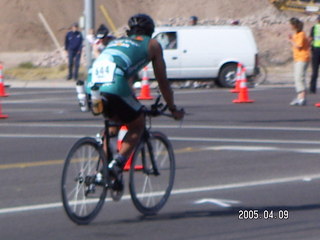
[289,17,310,106]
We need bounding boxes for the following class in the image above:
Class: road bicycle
[61,96,176,225]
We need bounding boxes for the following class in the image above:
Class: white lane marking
[1,123,320,132]
[172,88,267,95]
[1,133,320,147]
[9,90,73,96]
[170,137,320,145]
[194,198,240,208]
[0,123,101,128]
[205,146,278,151]
[0,123,102,128]
[174,89,216,94]
[178,125,320,132]
[203,145,320,154]
[0,134,82,139]
[2,98,75,104]
[5,109,70,113]
[0,174,319,215]
[171,174,320,195]
[303,178,312,182]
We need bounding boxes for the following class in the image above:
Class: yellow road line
[0,159,64,170]
[0,147,200,170]
[175,147,202,154]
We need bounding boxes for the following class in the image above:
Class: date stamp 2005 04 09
[238,210,289,220]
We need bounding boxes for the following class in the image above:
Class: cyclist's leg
[100,125,119,154]
[101,114,144,166]
[119,113,145,163]
[102,96,143,194]
[101,93,144,168]
[108,126,119,137]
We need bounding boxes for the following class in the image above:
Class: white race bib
[92,59,116,84]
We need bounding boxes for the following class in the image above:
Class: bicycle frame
[102,95,171,175]
[100,120,160,180]
[142,130,160,176]
[102,120,114,164]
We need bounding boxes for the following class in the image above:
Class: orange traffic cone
[117,125,128,151]
[0,100,8,119]
[117,125,143,171]
[123,154,141,171]
[230,63,243,93]
[233,67,255,103]
[0,64,8,97]
[137,67,153,100]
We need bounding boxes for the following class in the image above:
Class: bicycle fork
[143,132,160,176]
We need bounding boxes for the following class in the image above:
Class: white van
[145,26,259,87]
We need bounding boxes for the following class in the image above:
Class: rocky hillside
[0,0,316,66]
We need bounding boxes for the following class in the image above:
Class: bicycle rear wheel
[129,131,175,215]
[61,137,107,225]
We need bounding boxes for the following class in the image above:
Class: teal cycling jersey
[105,35,150,77]
[86,35,151,98]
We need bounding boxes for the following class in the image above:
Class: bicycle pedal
[110,178,124,201]
[111,177,124,191]
[110,188,124,202]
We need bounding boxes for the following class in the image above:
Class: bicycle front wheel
[129,131,175,215]
[61,137,107,225]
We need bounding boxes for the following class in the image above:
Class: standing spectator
[92,24,114,59]
[309,15,320,93]
[231,20,240,25]
[65,22,83,80]
[289,18,310,106]
[86,24,115,61]
[189,16,198,26]
[86,28,95,46]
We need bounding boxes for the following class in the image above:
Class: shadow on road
[116,203,320,224]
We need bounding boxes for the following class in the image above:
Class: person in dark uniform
[189,16,198,26]
[309,15,320,93]
[65,23,83,80]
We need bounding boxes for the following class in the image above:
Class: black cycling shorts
[101,93,143,123]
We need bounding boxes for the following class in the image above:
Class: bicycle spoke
[138,176,153,206]
[146,177,156,207]
[80,194,87,216]
[154,142,168,169]
[72,181,82,212]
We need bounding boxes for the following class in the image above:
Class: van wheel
[218,64,237,88]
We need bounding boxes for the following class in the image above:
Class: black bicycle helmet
[128,14,155,37]
[96,24,109,39]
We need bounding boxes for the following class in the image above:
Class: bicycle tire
[129,131,175,215]
[61,137,107,225]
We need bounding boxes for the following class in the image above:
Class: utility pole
[84,0,95,70]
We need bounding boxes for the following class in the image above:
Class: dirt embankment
[0,0,316,67]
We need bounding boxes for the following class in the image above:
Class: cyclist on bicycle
[87,13,184,188]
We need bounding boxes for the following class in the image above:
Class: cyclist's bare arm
[148,39,184,120]
[148,39,173,107]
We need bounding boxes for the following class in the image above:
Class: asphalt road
[1,85,320,240]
